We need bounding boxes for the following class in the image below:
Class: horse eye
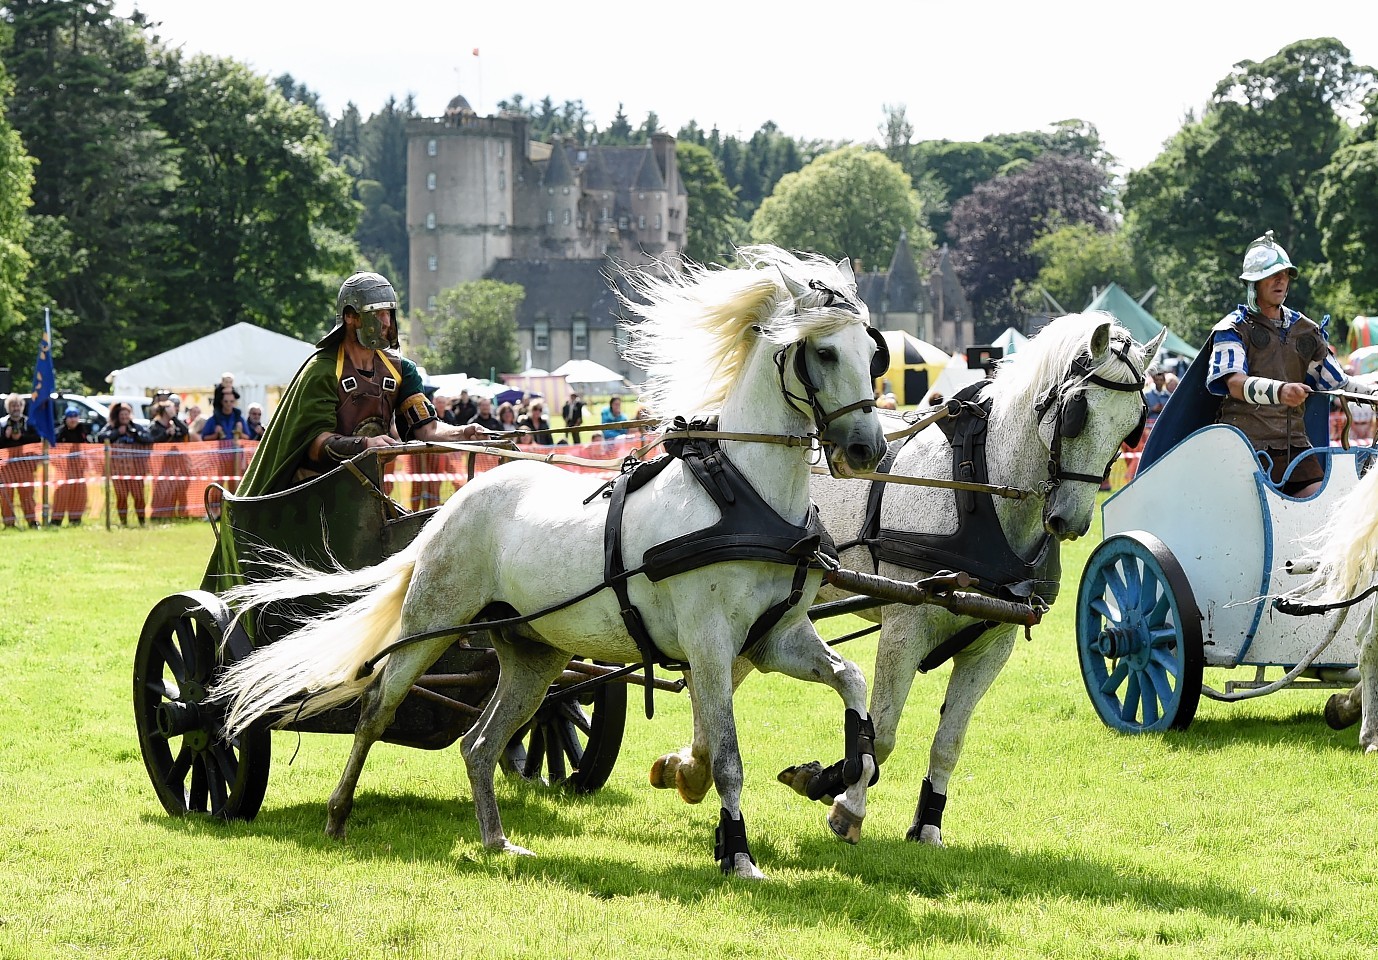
[815,347,838,363]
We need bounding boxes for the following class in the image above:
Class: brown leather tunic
[1216,311,1327,451]
[336,345,403,438]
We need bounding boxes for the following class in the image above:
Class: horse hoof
[827,802,863,845]
[675,767,707,805]
[725,853,765,880]
[777,762,823,799]
[649,755,671,789]
[904,824,944,847]
[1325,693,1361,730]
[1364,741,1378,755]
[324,820,347,841]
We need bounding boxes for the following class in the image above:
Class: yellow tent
[874,330,952,405]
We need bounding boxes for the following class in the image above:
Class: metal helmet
[1239,230,1298,283]
[320,272,399,349]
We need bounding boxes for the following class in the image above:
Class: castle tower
[406,93,523,346]
[541,137,580,250]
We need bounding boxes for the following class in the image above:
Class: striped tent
[1346,317,1378,353]
[874,330,953,406]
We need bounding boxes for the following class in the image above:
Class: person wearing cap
[1205,230,1375,496]
[50,406,91,526]
[233,271,487,499]
[0,392,40,529]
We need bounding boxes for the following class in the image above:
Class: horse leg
[326,635,455,840]
[908,624,1017,846]
[649,658,756,803]
[754,618,875,844]
[461,634,572,856]
[1358,613,1378,754]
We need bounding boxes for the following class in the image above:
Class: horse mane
[618,245,867,419]
[989,311,1141,418]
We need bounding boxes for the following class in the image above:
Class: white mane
[618,245,869,419]
[989,311,1142,418]
[1292,465,1378,601]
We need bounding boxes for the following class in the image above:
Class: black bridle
[1034,341,1147,493]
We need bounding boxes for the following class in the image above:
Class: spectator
[148,399,190,521]
[201,388,249,441]
[432,393,452,424]
[600,396,629,439]
[212,372,239,411]
[562,391,585,431]
[184,403,206,438]
[496,401,518,433]
[518,400,554,445]
[244,402,267,441]
[0,392,39,529]
[466,396,503,432]
[1145,367,1171,416]
[51,406,90,526]
[1164,373,1180,395]
[98,401,152,526]
[451,389,477,426]
[632,405,655,441]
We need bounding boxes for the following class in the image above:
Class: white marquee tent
[108,322,317,412]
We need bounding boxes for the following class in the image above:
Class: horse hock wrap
[714,807,754,873]
[823,566,1043,626]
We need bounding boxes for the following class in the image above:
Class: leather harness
[603,421,837,717]
[839,380,1060,673]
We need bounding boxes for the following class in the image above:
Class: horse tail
[211,547,419,739]
[1293,462,1378,601]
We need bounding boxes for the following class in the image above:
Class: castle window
[618,217,628,230]
[498,171,506,190]
[497,142,505,158]
[601,206,610,221]
[572,318,589,353]
[577,150,587,162]
[638,215,646,230]
[427,255,437,271]
[534,319,550,351]
[546,209,554,225]
[638,192,645,200]
[427,295,437,310]
[561,186,569,195]
[654,214,662,230]
[426,172,436,190]
[499,212,508,228]
[547,187,554,196]
[427,138,437,157]
[562,209,571,225]
[426,212,436,230]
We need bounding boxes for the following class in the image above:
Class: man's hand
[364,434,399,448]
[1279,382,1311,408]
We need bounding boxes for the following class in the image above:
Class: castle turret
[541,137,579,246]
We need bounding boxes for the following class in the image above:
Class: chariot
[132,447,636,821]
[1076,381,1377,734]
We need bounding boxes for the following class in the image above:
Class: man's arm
[1220,372,1311,408]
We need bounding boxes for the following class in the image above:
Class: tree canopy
[415,280,523,379]
[748,145,931,273]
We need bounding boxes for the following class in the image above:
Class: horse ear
[1089,319,1113,360]
[1144,329,1168,364]
[777,267,809,301]
[836,257,856,285]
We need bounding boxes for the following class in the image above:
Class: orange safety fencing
[0,436,650,528]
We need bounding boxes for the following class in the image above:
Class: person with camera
[98,401,152,526]
[1,393,40,529]
[50,406,91,526]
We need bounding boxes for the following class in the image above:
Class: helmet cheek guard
[355,309,393,351]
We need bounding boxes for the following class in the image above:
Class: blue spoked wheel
[1077,531,1204,733]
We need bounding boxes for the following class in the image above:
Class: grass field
[1,511,1375,959]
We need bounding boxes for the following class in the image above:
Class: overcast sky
[115,0,1375,173]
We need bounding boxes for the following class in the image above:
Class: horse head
[771,256,887,476]
[1037,319,1166,539]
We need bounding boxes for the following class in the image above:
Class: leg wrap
[805,709,880,801]
[714,807,754,873]
[842,707,879,787]
[916,777,946,831]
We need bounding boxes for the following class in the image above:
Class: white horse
[651,313,1162,845]
[207,245,888,879]
[1282,462,1378,752]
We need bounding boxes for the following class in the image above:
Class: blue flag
[29,310,57,444]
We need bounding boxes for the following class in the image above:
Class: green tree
[749,146,930,272]
[1125,38,1374,344]
[152,53,359,346]
[355,96,415,305]
[416,280,523,377]
[676,141,743,266]
[3,0,178,383]
[1317,91,1378,313]
[0,20,35,361]
[601,104,633,145]
[1019,223,1146,314]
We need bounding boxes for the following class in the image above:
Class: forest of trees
[1,2,1376,387]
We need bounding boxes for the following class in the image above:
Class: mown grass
[1,511,1375,959]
